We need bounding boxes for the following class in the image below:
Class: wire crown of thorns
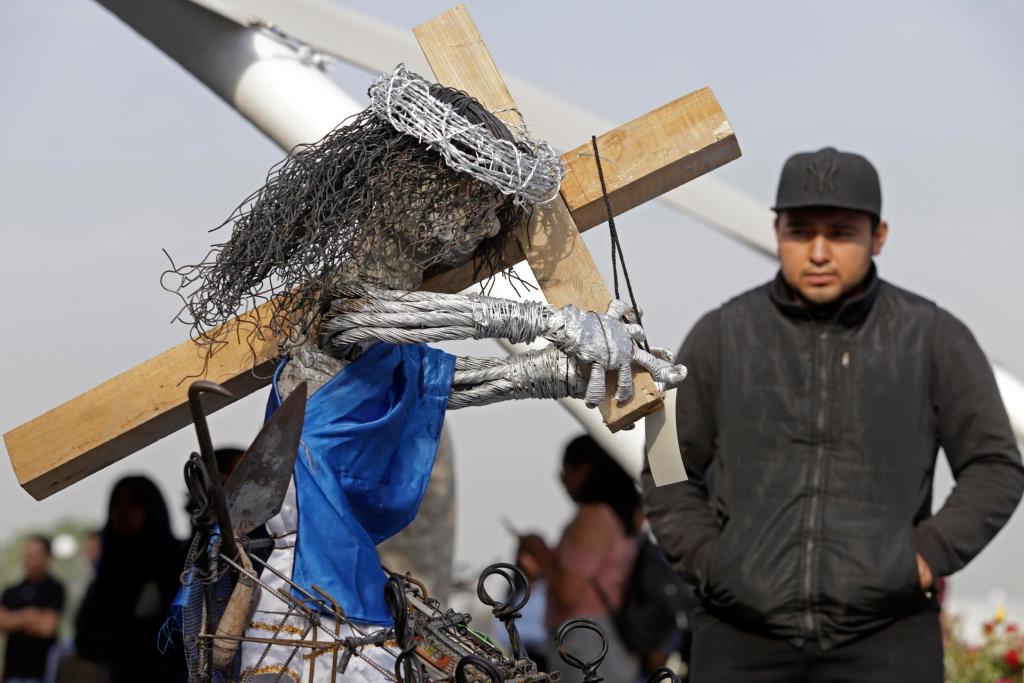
[370,64,564,205]
[163,64,565,357]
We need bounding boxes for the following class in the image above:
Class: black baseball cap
[773,147,882,219]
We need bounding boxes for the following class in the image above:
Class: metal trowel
[224,381,308,536]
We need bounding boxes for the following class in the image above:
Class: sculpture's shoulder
[278,340,349,399]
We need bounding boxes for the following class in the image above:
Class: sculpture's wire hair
[162,66,563,359]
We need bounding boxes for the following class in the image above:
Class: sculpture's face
[355,171,510,290]
[427,200,504,267]
[358,213,501,290]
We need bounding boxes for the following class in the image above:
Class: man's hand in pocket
[917,553,934,590]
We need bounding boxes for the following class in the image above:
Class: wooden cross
[3,4,740,500]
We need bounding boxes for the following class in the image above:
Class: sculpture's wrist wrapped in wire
[321,285,687,409]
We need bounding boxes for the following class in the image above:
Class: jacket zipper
[803,329,829,638]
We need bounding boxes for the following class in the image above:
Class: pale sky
[1,0,1022,616]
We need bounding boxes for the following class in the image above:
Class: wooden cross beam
[415,7,665,431]
[3,5,739,500]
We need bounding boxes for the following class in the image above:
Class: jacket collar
[770,263,881,327]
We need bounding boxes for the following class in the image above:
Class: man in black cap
[641,147,1024,681]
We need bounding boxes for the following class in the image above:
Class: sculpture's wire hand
[547,300,687,408]
[633,345,687,394]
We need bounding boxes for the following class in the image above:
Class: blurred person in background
[642,147,1024,682]
[0,536,64,683]
[510,537,551,671]
[214,447,245,484]
[75,476,185,683]
[82,531,101,571]
[47,530,106,683]
[517,435,640,682]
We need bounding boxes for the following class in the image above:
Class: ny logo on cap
[804,150,839,194]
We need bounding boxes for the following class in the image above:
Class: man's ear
[872,220,889,256]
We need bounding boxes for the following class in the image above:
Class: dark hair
[76,476,183,671]
[27,534,51,556]
[562,435,640,535]
[97,475,178,583]
[105,476,173,538]
[214,447,245,478]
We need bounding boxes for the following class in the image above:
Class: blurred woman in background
[517,435,640,682]
[75,476,185,683]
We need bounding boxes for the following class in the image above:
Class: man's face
[23,539,50,579]
[775,207,888,305]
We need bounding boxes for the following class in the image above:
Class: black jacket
[642,268,1024,648]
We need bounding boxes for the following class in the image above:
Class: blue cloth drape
[266,342,455,624]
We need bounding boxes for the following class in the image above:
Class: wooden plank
[5,10,740,499]
[5,307,279,500]
[412,6,524,129]
[560,87,740,232]
[414,4,663,431]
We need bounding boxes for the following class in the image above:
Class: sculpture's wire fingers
[606,299,631,319]
[624,323,647,343]
[616,363,634,404]
[649,346,675,363]
[623,306,643,324]
[584,363,606,408]
[633,348,688,389]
